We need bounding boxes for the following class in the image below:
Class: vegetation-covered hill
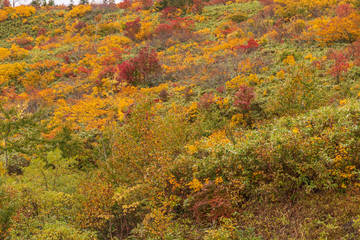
[1,0,360,239]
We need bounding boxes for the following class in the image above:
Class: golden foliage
[66,5,92,18]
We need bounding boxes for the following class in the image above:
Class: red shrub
[63,55,71,64]
[346,39,360,66]
[190,182,234,224]
[154,23,174,36]
[153,17,194,43]
[234,38,259,53]
[14,37,33,47]
[336,4,353,18]
[198,92,215,110]
[233,84,255,111]
[74,21,87,32]
[160,7,178,20]
[124,18,141,40]
[78,66,92,76]
[116,47,162,86]
[98,66,117,82]
[258,0,273,5]
[192,0,204,14]
[328,50,350,83]
[2,0,11,7]
[37,27,47,37]
[118,0,131,9]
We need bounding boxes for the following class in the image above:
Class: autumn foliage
[1,0,360,239]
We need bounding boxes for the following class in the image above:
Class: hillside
[1,0,360,239]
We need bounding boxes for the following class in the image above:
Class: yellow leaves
[194,14,206,22]
[3,6,36,19]
[121,202,140,214]
[66,5,92,18]
[186,101,198,119]
[292,127,300,134]
[136,20,156,40]
[117,97,134,120]
[0,62,26,85]
[339,99,348,106]
[303,13,360,45]
[15,5,36,17]
[140,83,168,94]
[238,58,256,74]
[204,130,231,149]
[173,85,187,92]
[214,176,224,185]
[293,19,306,34]
[185,143,198,155]
[188,178,203,192]
[283,55,296,65]
[0,10,7,22]
[113,185,141,215]
[304,53,317,61]
[215,96,230,109]
[230,113,245,127]
[276,70,285,79]
[274,0,335,18]
[0,48,11,62]
[99,35,132,50]
[167,174,181,190]
[53,28,64,36]
[9,44,29,60]
[98,21,123,35]
[20,71,41,88]
[51,94,117,131]
[226,75,247,90]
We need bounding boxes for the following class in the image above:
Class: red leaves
[234,38,259,53]
[198,92,215,110]
[346,39,360,66]
[37,27,47,37]
[160,7,178,20]
[233,84,255,111]
[118,0,131,9]
[336,4,353,18]
[258,0,273,5]
[124,18,141,41]
[328,50,350,83]
[116,47,162,86]
[190,182,234,224]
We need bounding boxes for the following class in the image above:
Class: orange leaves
[3,6,36,19]
[0,10,8,22]
[0,48,11,62]
[66,5,92,19]
[51,94,117,131]
[0,62,26,86]
[303,13,360,45]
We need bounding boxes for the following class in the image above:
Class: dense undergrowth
[1,0,360,239]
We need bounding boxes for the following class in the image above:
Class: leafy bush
[233,84,255,111]
[189,181,235,223]
[0,10,8,22]
[227,12,248,23]
[116,47,162,86]
[124,17,141,41]
[66,5,92,18]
